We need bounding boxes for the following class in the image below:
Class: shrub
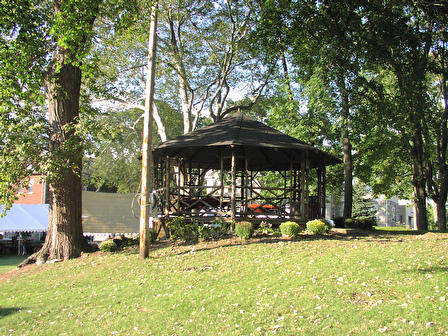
[168,217,199,242]
[272,231,282,237]
[214,218,233,231]
[279,221,301,237]
[257,221,274,235]
[148,229,158,243]
[198,224,215,241]
[121,236,139,249]
[306,219,330,235]
[345,217,375,230]
[99,240,118,252]
[333,216,345,228]
[235,221,254,240]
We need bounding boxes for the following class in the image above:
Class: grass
[1,232,448,335]
[0,255,27,274]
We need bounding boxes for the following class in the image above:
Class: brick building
[14,175,49,205]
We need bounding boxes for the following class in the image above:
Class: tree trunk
[339,75,353,218]
[435,199,447,231]
[412,124,428,231]
[20,59,88,266]
[343,136,353,218]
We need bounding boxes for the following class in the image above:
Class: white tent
[0,204,48,232]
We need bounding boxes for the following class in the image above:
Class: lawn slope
[1,232,447,335]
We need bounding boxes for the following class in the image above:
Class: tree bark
[20,56,88,266]
[339,74,353,218]
[412,123,428,230]
[19,0,100,267]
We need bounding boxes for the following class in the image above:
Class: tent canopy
[0,204,48,233]
[153,112,340,171]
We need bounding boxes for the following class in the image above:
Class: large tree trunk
[435,199,447,230]
[19,50,88,267]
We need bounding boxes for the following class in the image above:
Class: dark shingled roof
[153,113,341,171]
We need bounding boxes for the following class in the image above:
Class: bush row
[334,216,376,230]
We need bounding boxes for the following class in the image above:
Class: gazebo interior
[153,113,340,225]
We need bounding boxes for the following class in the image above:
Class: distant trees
[257,0,448,230]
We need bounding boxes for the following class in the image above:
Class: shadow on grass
[0,307,22,318]
[0,255,28,267]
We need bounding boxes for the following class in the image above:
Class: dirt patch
[0,262,41,282]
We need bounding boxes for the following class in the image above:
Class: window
[27,178,34,194]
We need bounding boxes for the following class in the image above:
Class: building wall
[14,175,48,205]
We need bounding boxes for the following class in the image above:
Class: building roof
[153,112,340,170]
[0,204,48,232]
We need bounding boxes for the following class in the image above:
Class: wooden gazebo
[152,113,340,225]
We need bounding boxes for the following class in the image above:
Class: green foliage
[306,219,330,235]
[168,217,199,242]
[234,221,254,240]
[344,217,376,230]
[257,221,274,235]
[99,240,118,252]
[279,221,301,237]
[148,229,158,244]
[352,180,377,218]
[120,236,139,248]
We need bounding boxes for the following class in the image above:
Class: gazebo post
[219,154,224,211]
[164,156,170,217]
[300,153,306,219]
[289,160,294,218]
[321,166,326,217]
[230,146,236,220]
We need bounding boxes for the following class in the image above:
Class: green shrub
[279,221,301,237]
[99,240,118,252]
[235,221,254,240]
[198,224,216,240]
[168,217,199,242]
[148,229,158,243]
[121,236,139,249]
[306,219,330,235]
[214,218,233,231]
[345,217,375,230]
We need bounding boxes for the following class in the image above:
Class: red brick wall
[14,175,48,204]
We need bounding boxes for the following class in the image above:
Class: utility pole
[139,2,158,259]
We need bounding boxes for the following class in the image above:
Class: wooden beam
[231,146,236,220]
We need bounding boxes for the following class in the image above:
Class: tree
[88,0,270,142]
[257,0,370,218]
[0,0,140,264]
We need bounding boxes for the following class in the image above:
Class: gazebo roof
[153,113,340,170]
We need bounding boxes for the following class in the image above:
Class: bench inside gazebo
[152,113,340,225]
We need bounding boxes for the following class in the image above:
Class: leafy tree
[0,0,137,263]
[352,180,376,219]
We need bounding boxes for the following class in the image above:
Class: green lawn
[1,232,447,335]
[0,255,27,274]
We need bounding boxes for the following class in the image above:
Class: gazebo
[152,113,340,225]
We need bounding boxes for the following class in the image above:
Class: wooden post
[317,166,322,217]
[165,157,170,216]
[289,160,293,218]
[139,3,158,259]
[322,166,326,218]
[300,154,306,219]
[231,146,237,220]
[220,155,224,211]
